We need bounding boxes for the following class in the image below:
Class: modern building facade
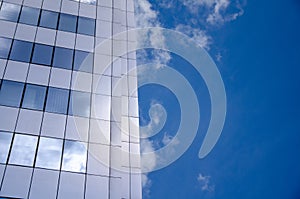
[0,0,141,198]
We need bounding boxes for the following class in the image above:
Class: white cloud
[175,24,211,50]
[206,0,230,24]
[139,102,165,197]
[142,173,152,198]
[135,0,158,27]
[162,133,180,146]
[140,102,167,138]
[197,173,215,192]
[216,52,222,61]
[180,0,245,25]
[140,139,156,198]
[134,0,171,66]
[140,139,157,171]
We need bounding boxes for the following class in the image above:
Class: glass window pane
[69,91,90,118]
[32,44,53,66]
[22,84,47,111]
[35,137,63,170]
[52,47,74,70]
[0,3,21,22]
[77,17,95,36]
[80,0,96,5]
[0,80,24,107]
[39,10,58,29]
[58,13,77,33]
[45,87,70,114]
[9,40,33,62]
[0,37,12,59]
[74,50,93,73]
[62,140,87,173]
[0,131,13,163]
[9,134,38,166]
[19,6,40,26]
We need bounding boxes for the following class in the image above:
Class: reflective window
[0,37,12,59]
[58,13,77,33]
[22,84,47,111]
[9,40,33,62]
[77,17,95,36]
[74,50,93,73]
[35,137,63,170]
[0,3,21,22]
[0,80,24,107]
[79,0,96,5]
[9,134,38,166]
[62,140,87,173]
[45,87,70,114]
[39,10,59,29]
[19,6,40,26]
[53,47,74,70]
[0,131,13,163]
[69,91,91,118]
[32,44,53,66]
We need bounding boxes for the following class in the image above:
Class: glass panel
[9,134,38,166]
[77,17,95,36]
[9,40,33,62]
[0,131,13,163]
[0,37,12,59]
[62,140,87,173]
[80,0,96,5]
[57,172,85,199]
[1,165,32,198]
[0,2,21,22]
[74,50,93,73]
[58,13,77,33]
[32,44,53,66]
[19,6,40,26]
[52,47,74,70]
[39,10,59,29]
[0,80,24,107]
[22,84,47,111]
[29,169,59,199]
[45,87,69,114]
[69,90,91,118]
[35,137,63,170]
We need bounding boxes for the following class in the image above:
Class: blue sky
[135,0,300,198]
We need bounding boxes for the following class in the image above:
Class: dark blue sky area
[138,0,300,198]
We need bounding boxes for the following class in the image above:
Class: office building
[0,0,141,198]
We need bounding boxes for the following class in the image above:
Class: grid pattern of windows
[0,131,90,173]
[0,2,96,36]
[0,37,94,73]
[0,80,97,120]
[0,0,141,198]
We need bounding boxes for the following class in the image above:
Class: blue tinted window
[58,13,77,33]
[0,37,12,59]
[0,80,24,107]
[9,40,33,62]
[32,44,53,65]
[0,131,13,164]
[53,47,74,70]
[22,84,47,111]
[19,6,40,26]
[74,50,93,73]
[0,2,21,22]
[77,17,95,36]
[45,87,69,114]
[69,91,90,117]
[39,10,58,29]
